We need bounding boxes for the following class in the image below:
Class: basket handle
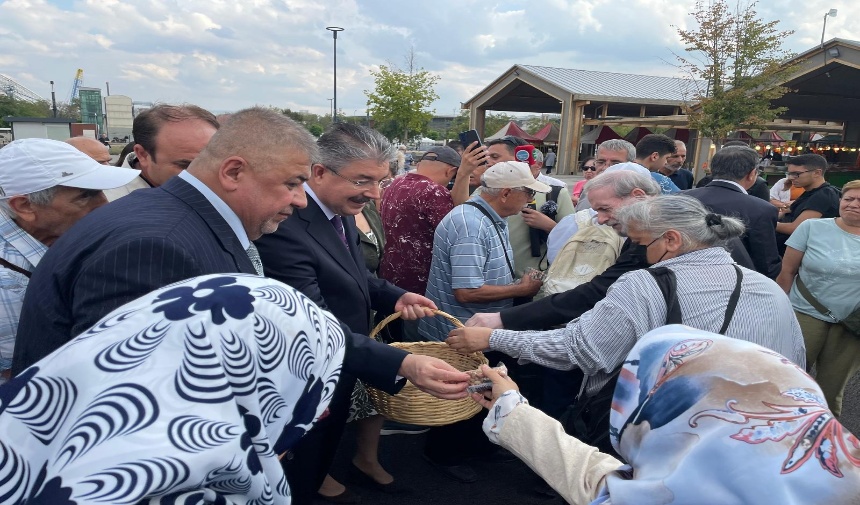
[369,309,464,339]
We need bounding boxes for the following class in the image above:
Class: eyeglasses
[786,169,815,178]
[325,166,393,189]
[514,187,536,198]
[594,159,623,168]
[582,165,597,171]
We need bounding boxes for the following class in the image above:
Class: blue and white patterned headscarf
[0,273,345,504]
[598,325,860,505]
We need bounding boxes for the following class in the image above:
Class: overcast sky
[1,0,857,117]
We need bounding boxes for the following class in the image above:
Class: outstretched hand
[471,364,520,409]
[446,327,493,354]
[399,354,469,400]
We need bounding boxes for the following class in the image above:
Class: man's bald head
[65,137,112,165]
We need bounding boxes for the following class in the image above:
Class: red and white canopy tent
[484,121,542,143]
[579,125,622,144]
[623,127,654,144]
[533,122,560,144]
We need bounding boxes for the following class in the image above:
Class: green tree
[675,0,797,142]
[365,49,440,142]
[0,96,51,127]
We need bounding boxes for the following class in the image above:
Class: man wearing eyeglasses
[481,136,575,276]
[575,139,637,211]
[255,123,470,504]
[775,153,841,253]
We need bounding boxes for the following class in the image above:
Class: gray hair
[596,139,636,161]
[617,195,745,252]
[582,170,660,198]
[316,123,397,172]
[196,107,317,171]
[710,146,758,181]
[0,186,59,219]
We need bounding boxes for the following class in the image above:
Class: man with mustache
[255,123,466,504]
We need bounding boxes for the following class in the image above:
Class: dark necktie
[331,215,349,249]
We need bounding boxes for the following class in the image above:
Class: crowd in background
[0,107,858,504]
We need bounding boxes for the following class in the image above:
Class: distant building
[78,87,104,132]
[105,95,134,140]
[3,117,74,140]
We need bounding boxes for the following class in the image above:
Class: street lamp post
[50,80,57,118]
[821,8,837,46]
[326,26,344,124]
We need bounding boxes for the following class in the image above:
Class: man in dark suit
[685,145,782,279]
[11,107,290,369]
[15,111,467,417]
[255,123,459,504]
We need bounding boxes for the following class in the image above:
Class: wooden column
[558,97,588,175]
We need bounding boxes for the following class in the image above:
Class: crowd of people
[0,108,858,504]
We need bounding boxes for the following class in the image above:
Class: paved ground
[315,423,564,505]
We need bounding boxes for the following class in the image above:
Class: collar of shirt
[0,212,48,269]
[712,179,748,194]
[178,171,250,249]
[303,183,338,220]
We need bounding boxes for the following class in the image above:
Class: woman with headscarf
[0,273,345,504]
[474,325,860,505]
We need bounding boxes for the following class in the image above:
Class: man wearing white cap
[419,160,548,341]
[418,160,547,483]
[0,138,140,383]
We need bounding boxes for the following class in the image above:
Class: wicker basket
[365,310,487,426]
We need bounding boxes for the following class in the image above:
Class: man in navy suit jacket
[684,145,782,278]
[15,110,468,407]
[256,123,461,503]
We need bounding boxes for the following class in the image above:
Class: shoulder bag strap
[647,267,683,325]
[463,201,516,278]
[0,257,31,278]
[795,275,837,320]
[718,265,744,335]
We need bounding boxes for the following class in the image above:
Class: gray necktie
[246,243,264,276]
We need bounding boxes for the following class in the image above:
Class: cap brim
[62,166,142,190]
[525,180,552,193]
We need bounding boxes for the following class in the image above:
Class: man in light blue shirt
[419,161,547,341]
[0,139,139,383]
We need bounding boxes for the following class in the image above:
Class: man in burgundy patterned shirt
[379,145,485,314]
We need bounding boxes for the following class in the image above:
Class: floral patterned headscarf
[599,325,860,505]
[0,274,345,504]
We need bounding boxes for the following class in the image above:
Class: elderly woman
[776,179,860,417]
[0,274,345,504]
[474,326,860,505]
[448,195,805,450]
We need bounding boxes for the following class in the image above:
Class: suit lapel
[161,177,256,274]
[301,197,366,284]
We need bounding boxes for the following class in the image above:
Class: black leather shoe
[316,488,361,504]
[348,464,411,494]
[422,455,478,483]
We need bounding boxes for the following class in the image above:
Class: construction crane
[68,68,84,102]
[0,73,45,103]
